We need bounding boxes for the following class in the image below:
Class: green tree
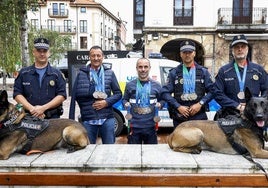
[0,0,37,88]
[0,0,22,79]
[0,0,71,88]
[28,29,72,65]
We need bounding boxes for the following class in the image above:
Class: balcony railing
[40,25,76,34]
[48,8,69,18]
[218,7,267,25]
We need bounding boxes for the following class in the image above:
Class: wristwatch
[199,100,205,106]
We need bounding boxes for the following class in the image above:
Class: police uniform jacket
[161,62,215,110]
[13,63,66,106]
[122,78,165,128]
[214,60,268,108]
[69,64,122,121]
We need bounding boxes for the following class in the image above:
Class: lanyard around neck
[182,64,196,94]
[136,79,151,106]
[234,62,247,92]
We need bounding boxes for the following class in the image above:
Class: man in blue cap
[214,34,268,118]
[161,40,215,128]
[13,37,67,119]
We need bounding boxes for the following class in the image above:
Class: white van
[85,57,219,136]
[101,57,179,136]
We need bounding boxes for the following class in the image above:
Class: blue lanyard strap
[90,66,105,92]
[182,64,196,94]
[234,62,247,92]
[135,79,151,107]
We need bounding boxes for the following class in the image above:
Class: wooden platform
[0,144,268,187]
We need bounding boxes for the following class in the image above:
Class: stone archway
[160,38,205,66]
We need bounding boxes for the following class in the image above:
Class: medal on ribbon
[182,64,196,101]
[91,66,107,99]
[234,62,247,100]
[136,79,151,107]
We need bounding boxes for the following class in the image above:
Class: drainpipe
[212,33,216,78]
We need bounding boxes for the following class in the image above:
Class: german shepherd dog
[168,88,268,158]
[0,90,89,160]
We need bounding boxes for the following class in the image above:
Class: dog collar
[2,108,20,129]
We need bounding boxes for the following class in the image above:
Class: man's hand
[189,102,202,116]
[30,105,46,119]
[177,106,190,118]
[92,100,108,110]
[124,102,131,108]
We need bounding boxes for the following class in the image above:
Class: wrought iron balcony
[217,7,267,25]
[48,8,69,18]
[40,25,76,34]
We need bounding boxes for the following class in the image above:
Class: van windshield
[160,66,173,85]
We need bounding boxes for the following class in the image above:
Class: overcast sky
[96,0,134,43]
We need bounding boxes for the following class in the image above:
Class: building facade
[133,0,268,75]
[27,0,127,51]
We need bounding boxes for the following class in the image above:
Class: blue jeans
[83,118,115,144]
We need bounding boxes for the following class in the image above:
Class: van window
[160,66,173,85]
[103,62,112,70]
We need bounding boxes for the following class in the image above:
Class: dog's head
[0,90,25,125]
[0,90,10,122]
[243,87,268,128]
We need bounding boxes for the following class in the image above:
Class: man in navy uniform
[13,37,66,119]
[161,40,215,128]
[214,34,268,116]
[122,58,164,144]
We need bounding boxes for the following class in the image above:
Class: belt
[129,99,157,104]
[133,106,153,115]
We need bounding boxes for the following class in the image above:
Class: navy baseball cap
[34,37,50,50]
[231,34,248,47]
[180,40,196,52]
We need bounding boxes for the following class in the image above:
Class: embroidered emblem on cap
[34,37,50,50]
[180,40,196,52]
[231,34,248,47]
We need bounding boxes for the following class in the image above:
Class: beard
[234,54,247,61]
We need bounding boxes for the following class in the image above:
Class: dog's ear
[244,87,252,102]
[0,90,8,104]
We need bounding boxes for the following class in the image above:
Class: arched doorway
[160,39,205,66]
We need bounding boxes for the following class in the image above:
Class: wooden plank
[0,172,267,187]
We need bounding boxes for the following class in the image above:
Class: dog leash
[228,135,268,180]
[219,116,268,180]
[242,153,268,180]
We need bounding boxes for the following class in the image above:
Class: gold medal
[188,93,193,100]
[237,91,245,99]
[191,93,197,100]
[179,78,184,84]
[49,80,55,86]
[253,74,259,81]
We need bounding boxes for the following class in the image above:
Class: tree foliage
[0,0,72,77]
[28,29,72,65]
[0,0,24,74]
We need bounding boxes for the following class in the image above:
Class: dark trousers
[127,126,158,144]
[172,112,208,129]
